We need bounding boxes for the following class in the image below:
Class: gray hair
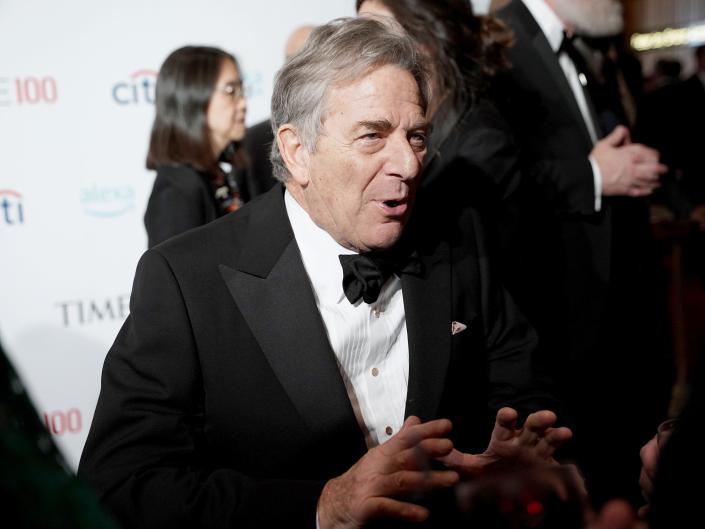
[269,16,429,182]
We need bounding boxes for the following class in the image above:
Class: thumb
[603,125,629,147]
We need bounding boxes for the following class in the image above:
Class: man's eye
[362,133,380,140]
[409,133,427,147]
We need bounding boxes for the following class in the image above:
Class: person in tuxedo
[79,17,572,529]
[495,0,673,507]
[144,45,248,248]
[241,25,315,200]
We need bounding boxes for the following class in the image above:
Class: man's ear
[277,124,310,186]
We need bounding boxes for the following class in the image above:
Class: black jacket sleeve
[78,249,324,529]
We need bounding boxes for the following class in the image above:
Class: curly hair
[356,0,513,110]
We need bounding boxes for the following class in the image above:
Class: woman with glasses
[144,45,248,248]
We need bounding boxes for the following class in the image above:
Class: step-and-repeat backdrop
[0,0,354,470]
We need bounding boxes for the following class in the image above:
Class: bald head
[285,25,315,59]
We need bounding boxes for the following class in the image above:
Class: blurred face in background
[357,0,394,18]
[207,59,247,156]
[550,0,623,37]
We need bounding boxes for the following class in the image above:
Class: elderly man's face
[295,65,427,253]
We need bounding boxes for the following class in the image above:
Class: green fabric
[1,345,118,529]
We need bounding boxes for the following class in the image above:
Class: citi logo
[112,69,157,105]
[0,189,25,225]
[80,183,135,218]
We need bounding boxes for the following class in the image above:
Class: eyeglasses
[218,80,244,100]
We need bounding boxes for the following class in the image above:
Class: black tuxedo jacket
[496,0,672,505]
[496,0,613,357]
[421,97,524,283]
[79,184,551,529]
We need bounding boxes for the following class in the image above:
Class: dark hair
[356,0,512,110]
[146,45,244,183]
[696,45,705,61]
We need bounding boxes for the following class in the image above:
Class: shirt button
[385,426,393,436]
[371,367,379,377]
[373,307,382,317]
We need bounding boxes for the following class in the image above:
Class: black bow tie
[339,250,422,305]
[558,33,589,78]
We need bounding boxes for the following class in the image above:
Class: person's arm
[78,250,324,529]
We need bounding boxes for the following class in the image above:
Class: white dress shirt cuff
[589,155,602,212]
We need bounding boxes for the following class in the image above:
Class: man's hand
[592,125,667,197]
[690,204,705,231]
[437,408,572,476]
[638,434,659,516]
[317,416,459,529]
[586,500,648,529]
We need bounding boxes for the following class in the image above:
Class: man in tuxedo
[496,0,673,507]
[79,17,570,529]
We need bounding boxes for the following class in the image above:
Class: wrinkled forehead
[321,65,426,124]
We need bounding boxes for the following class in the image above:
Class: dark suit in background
[495,0,672,506]
[79,185,553,529]
[421,98,524,302]
[240,119,278,200]
[144,165,221,248]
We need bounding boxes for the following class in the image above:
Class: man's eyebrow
[354,119,393,133]
[353,119,430,134]
[409,120,430,132]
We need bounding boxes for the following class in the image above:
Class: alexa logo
[0,189,25,226]
[80,184,135,218]
[112,69,157,105]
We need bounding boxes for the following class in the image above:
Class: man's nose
[386,136,422,181]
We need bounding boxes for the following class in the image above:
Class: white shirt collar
[522,0,566,53]
[284,189,355,306]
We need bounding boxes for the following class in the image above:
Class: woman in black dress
[144,46,247,248]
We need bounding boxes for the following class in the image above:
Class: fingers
[491,407,519,441]
[395,438,454,470]
[378,468,459,496]
[603,125,630,147]
[515,410,558,447]
[360,497,430,524]
[523,410,558,433]
[318,417,459,529]
[387,416,453,452]
[638,466,654,500]
[624,143,660,163]
[534,426,573,459]
[633,162,667,181]
[588,499,643,529]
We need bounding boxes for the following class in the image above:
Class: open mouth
[380,199,409,217]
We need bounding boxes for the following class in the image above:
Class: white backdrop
[0,0,354,470]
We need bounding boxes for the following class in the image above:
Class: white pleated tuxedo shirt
[285,190,408,447]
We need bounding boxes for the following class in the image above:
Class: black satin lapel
[531,32,594,146]
[402,243,452,422]
[219,241,360,440]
